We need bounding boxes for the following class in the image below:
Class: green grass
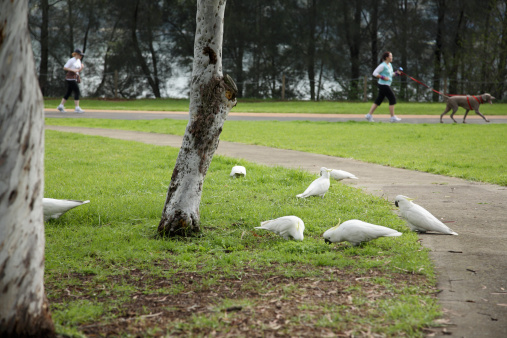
[45,118,507,186]
[45,131,440,336]
[44,97,507,115]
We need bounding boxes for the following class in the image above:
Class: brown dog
[440,93,495,123]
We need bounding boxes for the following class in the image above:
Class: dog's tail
[442,95,450,102]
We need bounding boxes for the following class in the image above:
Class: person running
[365,51,402,123]
[57,49,85,113]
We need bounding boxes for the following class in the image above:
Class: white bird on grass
[296,167,332,198]
[43,198,90,221]
[323,219,402,246]
[230,165,246,178]
[394,195,458,235]
[329,169,358,181]
[255,216,305,241]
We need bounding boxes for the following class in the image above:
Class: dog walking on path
[440,93,495,123]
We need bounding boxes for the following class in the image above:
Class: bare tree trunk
[132,0,161,98]
[67,0,75,53]
[398,0,409,100]
[369,0,378,99]
[343,0,362,100]
[307,0,316,101]
[39,0,49,96]
[94,18,120,97]
[447,8,464,95]
[433,0,445,101]
[496,1,507,100]
[0,1,55,336]
[158,0,237,237]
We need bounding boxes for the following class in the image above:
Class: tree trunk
[307,0,316,101]
[158,0,237,237]
[66,0,74,54]
[132,0,161,98]
[398,0,409,100]
[39,0,49,96]
[94,18,120,97]
[369,0,378,99]
[235,45,244,98]
[496,2,507,100]
[343,0,362,100]
[433,0,445,101]
[0,1,55,336]
[447,8,464,95]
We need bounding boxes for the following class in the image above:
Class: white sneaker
[57,104,66,113]
[74,107,85,113]
[390,116,402,123]
[365,114,374,122]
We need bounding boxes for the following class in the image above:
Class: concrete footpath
[45,125,507,337]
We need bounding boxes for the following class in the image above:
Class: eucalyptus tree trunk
[0,1,55,336]
[158,0,237,237]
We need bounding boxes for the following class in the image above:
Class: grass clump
[44,130,441,336]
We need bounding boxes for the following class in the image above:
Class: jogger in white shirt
[57,49,85,113]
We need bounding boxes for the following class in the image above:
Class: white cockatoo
[255,216,305,241]
[230,165,246,178]
[43,198,90,221]
[394,195,458,235]
[323,219,402,246]
[329,169,358,181]
[296,167,332,198]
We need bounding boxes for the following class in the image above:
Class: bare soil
[47,263,434,337]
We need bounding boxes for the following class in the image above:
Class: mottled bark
[158,0,237,237]
[0,1,55,336]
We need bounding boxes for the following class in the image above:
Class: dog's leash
[398,69,485,109]
[397,68,447,97]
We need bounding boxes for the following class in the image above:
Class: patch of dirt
[47,264,435,337]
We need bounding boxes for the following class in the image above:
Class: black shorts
[374,84,396,106]
[64,80,80,100]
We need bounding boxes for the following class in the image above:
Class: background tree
[158,0,238,236]
[0,0,55,336]
[223,0,253,98]
[341,0,363,100]
[27,0,507,101]
[433,0,445,101]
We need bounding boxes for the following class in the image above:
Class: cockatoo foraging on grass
[255,216,305,241]
[230,165,246,178]
[43,198,90,221]
[323,220,402,246]
[296,167,332,198]
[394,195,458,235]
[329,169,358,181]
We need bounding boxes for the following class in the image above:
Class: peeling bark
[0,1,55,336]
[158,0,237,237]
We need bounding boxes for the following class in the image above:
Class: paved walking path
[45,124,507,337]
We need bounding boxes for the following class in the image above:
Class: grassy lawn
[45,131,440,336]
[45,118,507,186]
[44,97,507,115]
